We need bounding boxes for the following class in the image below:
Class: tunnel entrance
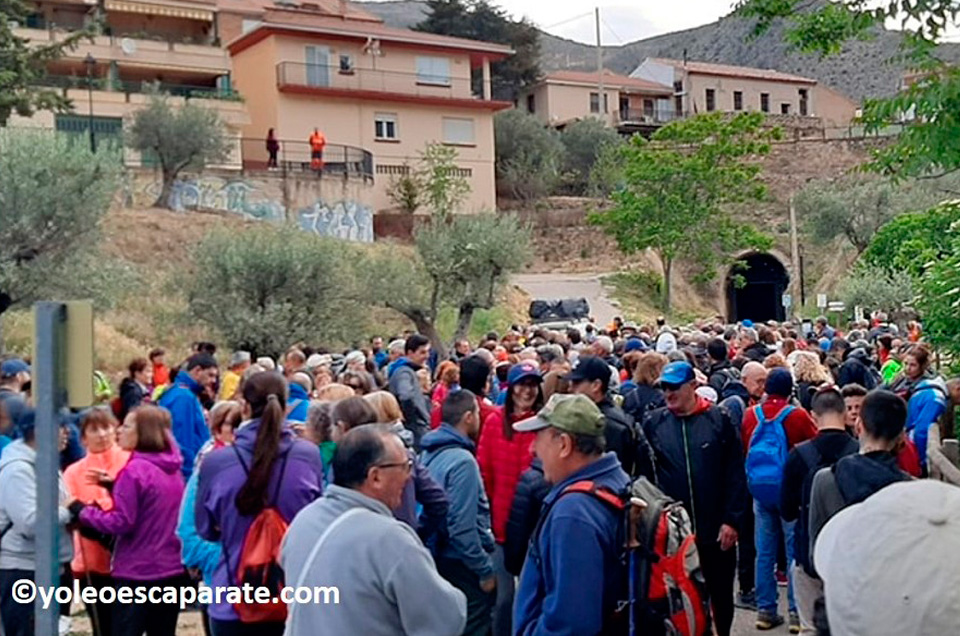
[726,253,790,323]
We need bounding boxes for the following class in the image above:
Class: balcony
[39,75,241,102]
[616,108,679,125]
[239,138,373,182]
[15,27,230,74]
[276,62,509,110]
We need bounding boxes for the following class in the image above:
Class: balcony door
[305,46,330,87]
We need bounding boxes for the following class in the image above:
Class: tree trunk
[154,172,176,209]
[453,303,475,343]
[416,318,446,361]
[663,255,673,316]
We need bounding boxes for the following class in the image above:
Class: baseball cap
[229,351,251,367]
[624,337,648,353]
[657,361,695,388]
[507,361,541,386]
[0,359,29,379]
[814,480,960,635]
[564,356,612,384]
[512,393,605,436]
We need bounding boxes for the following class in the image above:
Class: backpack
[536,476,711,636]
[745,405,794,508]
[225,447,291,623]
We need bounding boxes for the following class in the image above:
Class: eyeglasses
[375,459,413,473]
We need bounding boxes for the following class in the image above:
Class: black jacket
[504,458,551,576]
[598,397,636,476]
[118,377,148,421]
[742,343,771,363]
[643,404,748,541]
[837,356,877,390]
[622,384,665,423]
[707,361,739,395]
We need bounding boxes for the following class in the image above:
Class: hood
[833,452,907,505]
[543,453,628,506]
[420,423,475,454]
[174,370,203,395]
[288,383,310,401]
[916,376,948,395]
[721,379,750,403]
[710,360,732,373]
[0,438,34,468]
[135,435,184,475]
[847,349,870,363]
[670,395,714,417]
[387,357,420,379]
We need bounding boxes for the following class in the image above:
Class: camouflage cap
[512,393,605,437]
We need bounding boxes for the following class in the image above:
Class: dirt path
[512,272,620,327]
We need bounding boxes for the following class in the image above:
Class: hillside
[357,0,960,101]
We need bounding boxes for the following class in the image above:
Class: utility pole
[596,7,604,123]
[789,197,801,317]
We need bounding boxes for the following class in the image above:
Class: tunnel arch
[726,252,790,323]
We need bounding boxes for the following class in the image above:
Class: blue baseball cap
[657,361,696,388]
[508,361,542,386]
[0,359,29,379]
[624,337,648,353]
[742,319,754,328]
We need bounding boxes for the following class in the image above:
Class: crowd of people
[0,310,958,636]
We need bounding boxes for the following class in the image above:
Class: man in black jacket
[568,356,656,480]
[706,338,739,396]
[644,361,748,636]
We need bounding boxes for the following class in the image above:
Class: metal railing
[276,62,480,100]
[36,75,241,101]
[616,108,679,124]
[240,137,374,181]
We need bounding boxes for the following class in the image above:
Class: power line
[542,11,593,32]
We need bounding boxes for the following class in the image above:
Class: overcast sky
[500,0,738,44]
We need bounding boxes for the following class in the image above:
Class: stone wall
[124,168,376,242]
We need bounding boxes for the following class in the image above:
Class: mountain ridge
[356,0,960,101]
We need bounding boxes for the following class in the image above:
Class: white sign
[828,301,846,312]
[817,294,828,309]
[782,293,792,308]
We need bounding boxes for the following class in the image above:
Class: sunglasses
[660,383,684,392]
[374,458,413,473]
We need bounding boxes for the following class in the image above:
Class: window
[673,80,683,93]
[416,56,451,86]
[675,95,683,116]
[760,93,770,113]
[526,94,535,114]
[705,88,716,112]
[374,112,398,140]
[643,99,654,118]
[799,88,809,116]
[781,103,791,115]
[733,91,743,111]
[442,117,474,145]
[339,54,353,74]
[590,92,600,113]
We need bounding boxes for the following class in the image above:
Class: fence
[239,137,374,181]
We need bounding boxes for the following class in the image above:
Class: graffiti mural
[297,199,374,243]
[165,177,285,221]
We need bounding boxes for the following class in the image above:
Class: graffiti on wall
[297,199,374,243]
[164,176,285,221]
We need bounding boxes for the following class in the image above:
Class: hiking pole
[627,497,647,636]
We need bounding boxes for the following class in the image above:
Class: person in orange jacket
[309,128,326,172]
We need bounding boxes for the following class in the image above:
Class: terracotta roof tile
[649,58,817,84]
[544,69,672,93]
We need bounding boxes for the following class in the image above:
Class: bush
[558,118,622,195]
[861,200,960,278]
[494,109,562,201]
[839,265,916,316]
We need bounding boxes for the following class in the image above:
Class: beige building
[631,58,859,135]
[519,69,674,132]
[11,0,248,163]
[226,2,513,213]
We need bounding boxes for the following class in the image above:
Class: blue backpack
[745,404,794,508]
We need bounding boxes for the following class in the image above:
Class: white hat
[814,480,960,635]
[306,353,332,370]
[344,350,366,366]
[695,385,718,404]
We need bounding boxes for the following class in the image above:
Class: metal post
[84,54,97,153]
[34,302,66,636]
[595,8,604,122]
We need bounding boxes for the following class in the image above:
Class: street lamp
[84,53,96,153]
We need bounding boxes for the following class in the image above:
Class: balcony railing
[276,62,479,100]
[616,109,679,124]
[37,75,241,101]
[240,137,374,182]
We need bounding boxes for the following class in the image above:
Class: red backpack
[227,448,291,623]
[541,477,711,636]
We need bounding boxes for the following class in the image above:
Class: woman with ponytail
[195,372,324,636]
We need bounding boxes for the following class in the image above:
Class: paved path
[512,272,620,327]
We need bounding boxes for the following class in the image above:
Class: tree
[589,112,776,313]
[494,109,563,201]
[0,0,93,126]
[737,0,960,180]
[416,0,541,101]
[420,142,470,218]
[186,226,364,358]
[839,264,916,316]
[0,129,120,321]
[558,118,623,196]
[127,94,230,209]
[860,200,960,278]
[796,174,947,254]
[917,228,960,366]
[386,164,422,214]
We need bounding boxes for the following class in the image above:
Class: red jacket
[477,406,536,543]
[897,437,922,477]
[741,396,818,454]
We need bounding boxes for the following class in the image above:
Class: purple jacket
[195,419,324,621]
[80,444,185,581]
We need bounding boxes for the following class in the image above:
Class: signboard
[827,301,846,312]
[817,294,828,309]
[782,293,793,308]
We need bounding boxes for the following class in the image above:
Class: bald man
[741,362,768,407]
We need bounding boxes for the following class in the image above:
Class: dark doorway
[726,253,789,323]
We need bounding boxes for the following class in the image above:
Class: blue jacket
[388,358,430,447]
[177,470,220,587]
[514,453,631,636]
[906,377,948,468]
[420,424,495,579]
[158,370,210,479]
[287,383,310,423]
